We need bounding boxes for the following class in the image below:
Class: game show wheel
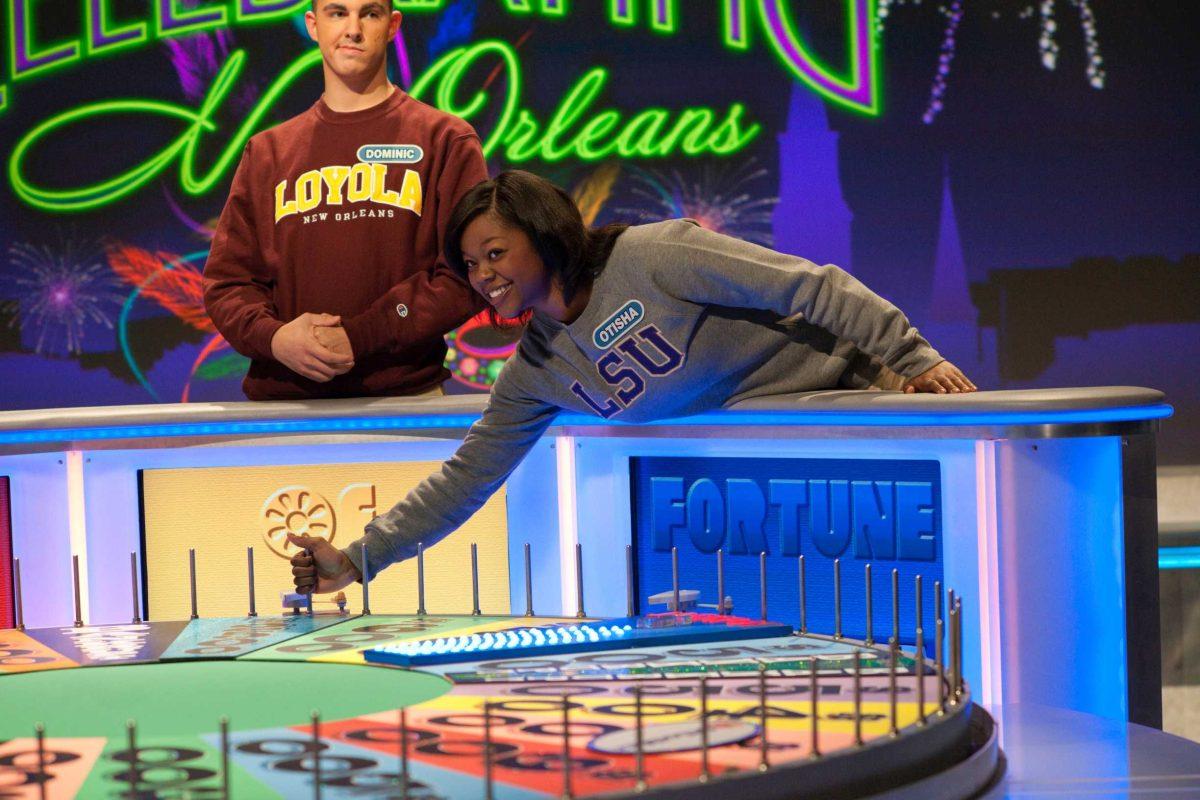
[0,605,999,799]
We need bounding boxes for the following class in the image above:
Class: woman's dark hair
[444,170,627,322]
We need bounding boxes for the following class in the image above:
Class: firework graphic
[617,161,778,246]
[165,28,259,110]
[105,241,233,402]
[428,0,480,61]
[572,163,622,227]
[8,240,122,356]
[880,1,1107,124]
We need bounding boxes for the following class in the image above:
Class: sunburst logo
[261,486,335,558]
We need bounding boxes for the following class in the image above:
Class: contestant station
[0,387,1192,797]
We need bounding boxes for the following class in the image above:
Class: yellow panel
[141,462,509,621]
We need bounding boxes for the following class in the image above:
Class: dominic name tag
[356,144,424,164]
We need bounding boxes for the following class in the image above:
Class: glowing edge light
[974,440,1002,709]
[556,435,580,617]
[65,449,89,625]
[1160,547,1200,570]
[0,404,1173,446]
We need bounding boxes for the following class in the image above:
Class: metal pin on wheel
[864,564,874,645]
[758,663,770,770]
[954,599,964,701]
[561,696,573,799]
[626,544,636,617]
[915,574,924,634]
[935,580,943,630]
[305,550,315,616]
[634,686,647,792]
[219,716,230,800]
[916,627,927,726]
[888,642,899,737]
[948,603,960,706]
[809,656,821,758]
[798,554,807,633]
[890,568,899,646]
[360,543,371,616]
[671,546,680,612]
[130,552,142,624]
[853,651,864,747]
[574,543,586,619]
[759,552,768,621]
[471,543,481,616]
[698,675,710,782]
[14,558,24,631]
[833,558,842,639]
[399,707,410,800]
[188,549,198,620]
[247,546,258,618]
[525,542,535,617]
[416,542,426,616]
[125,719,138,797]
[73,555,84,627]
[716,548,726,615]
[482,701,494,800]
[311,710,322,800]
[35,723,46,800]
[936,613,946,714]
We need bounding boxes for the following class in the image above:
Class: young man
[203,0,487,399]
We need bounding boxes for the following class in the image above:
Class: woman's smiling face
[460,212,554,319]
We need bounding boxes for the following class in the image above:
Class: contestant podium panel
[141,461,511,620]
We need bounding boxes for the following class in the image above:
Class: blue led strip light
[0,404,1172,446]
[363,618,793,667]
[559,404,1175,428]
[0,415,486,445]
[1160,546,1200,571]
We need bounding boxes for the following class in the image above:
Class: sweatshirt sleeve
[340,133,489,360]
[341,361,559,577]
[644,220,944,377]
[202,140,284,361]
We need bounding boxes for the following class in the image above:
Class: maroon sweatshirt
[203,88,487,400]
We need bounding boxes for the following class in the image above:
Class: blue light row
[0,415,485,445]
[561,404,1175,429]
[0,404,1172,446]
[1160,546,1200,571]
[378,623,633,657]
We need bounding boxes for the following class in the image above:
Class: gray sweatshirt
[344,219,943,576]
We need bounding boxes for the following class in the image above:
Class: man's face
[305,0,401,80]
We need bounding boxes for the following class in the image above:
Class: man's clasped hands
[269,313,355,383]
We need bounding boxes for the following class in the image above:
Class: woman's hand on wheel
[904,361,977,394]
[287,533,361,595]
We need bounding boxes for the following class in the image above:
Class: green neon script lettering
[411,40,760,163]
[9,49,322,212]
[10,43,756,212]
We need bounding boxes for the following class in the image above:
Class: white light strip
[65,450,89,625]
[556,435,579,616]
[974,440,1002,709]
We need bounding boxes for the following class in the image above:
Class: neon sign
[4,1,880,212]
[11,40,761,212]
[1,1,879,115]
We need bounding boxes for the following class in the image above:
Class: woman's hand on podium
[287,533,362,595]
[904,361,977,394]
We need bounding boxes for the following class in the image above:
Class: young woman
[288,170,975,593]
